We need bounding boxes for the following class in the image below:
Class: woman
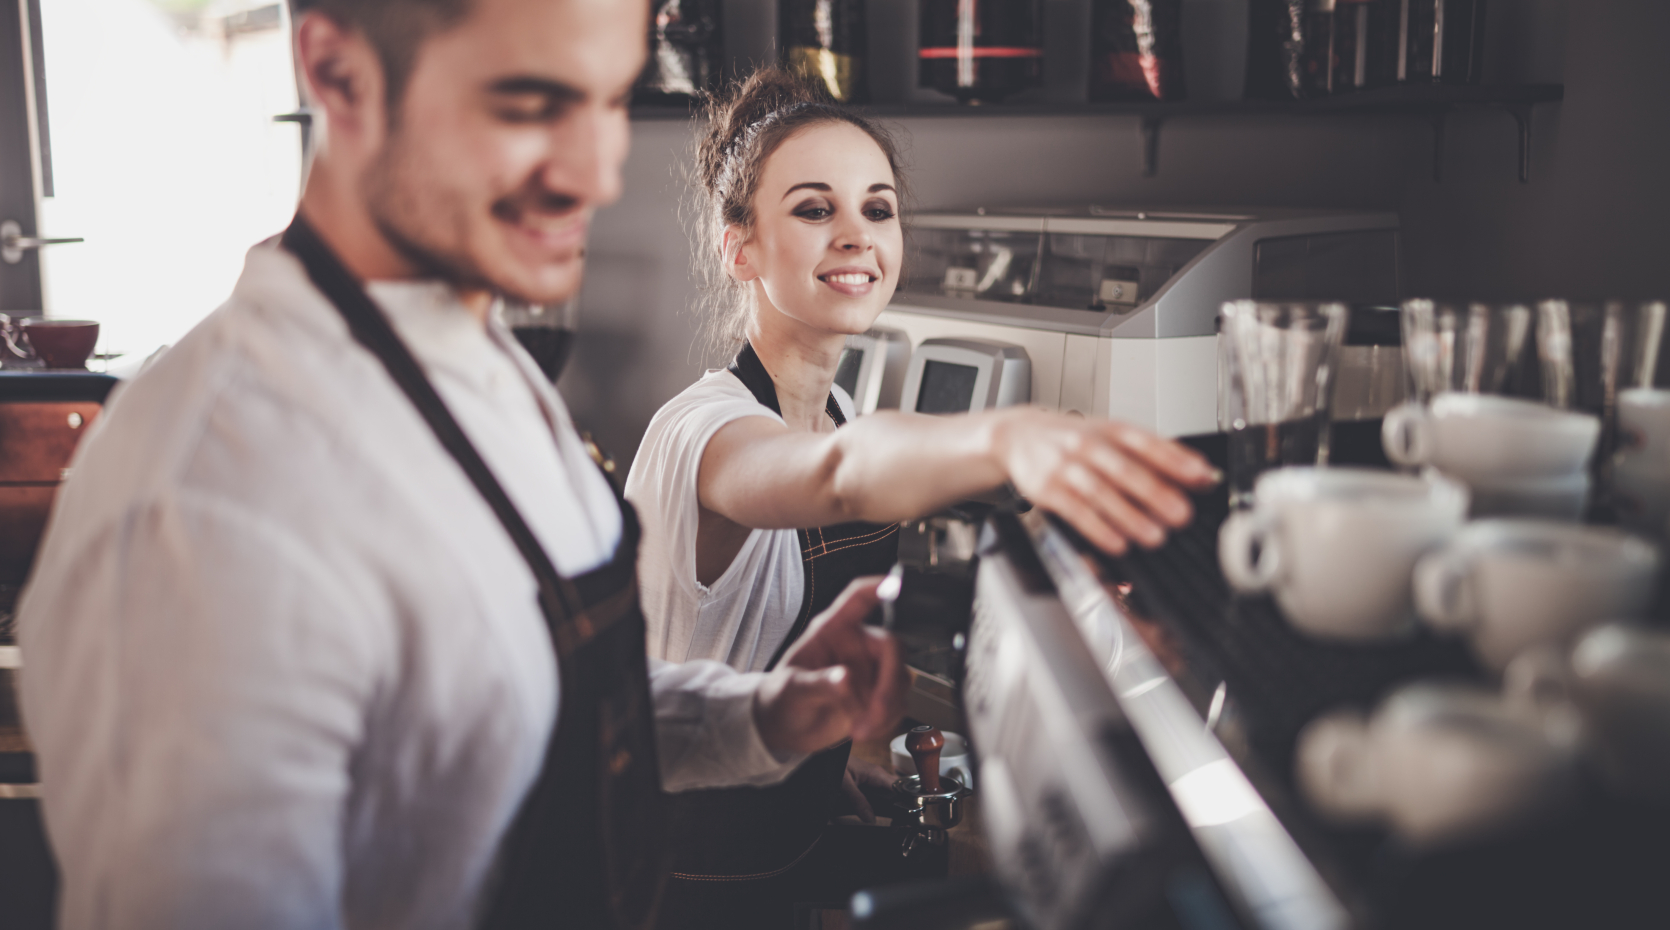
[624,68,1216,928]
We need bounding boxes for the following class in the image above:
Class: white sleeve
[625,375,780,662]
[19,496,382,930]
[648,658,805,792]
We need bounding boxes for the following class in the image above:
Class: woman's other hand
[992,409,1219,555]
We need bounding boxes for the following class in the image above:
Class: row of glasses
[1406,299,1670,519]
[1219,298,1670,518]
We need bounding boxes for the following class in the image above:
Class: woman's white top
[626,369,856,672]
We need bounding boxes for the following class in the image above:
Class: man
[17,0,905,927]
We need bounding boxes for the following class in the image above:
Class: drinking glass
[1400,299,1538,404]
[1219,300,1348,508]
[501,298,580,383]
[1537,299,1670,513]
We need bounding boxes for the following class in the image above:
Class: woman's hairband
[715,100,835,199]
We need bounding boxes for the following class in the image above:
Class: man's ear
[721,225,758,283]
[294,11,388,150]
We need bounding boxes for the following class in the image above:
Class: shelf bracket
[1506,102,1535,183]
[1140,115,1163,177]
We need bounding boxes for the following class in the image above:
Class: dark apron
[657,343,899,919]
[281,217,668,930]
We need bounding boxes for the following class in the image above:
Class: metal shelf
[632,84,1565,182]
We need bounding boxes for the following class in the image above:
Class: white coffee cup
[1611,456,1670,537]
[1617,388,1670,467]
[1465,470,1591,521]
[1382,394,1601,481]
[1297,682,1579,847]
[1414,520,1661,670]
[1219,467,1468,640]
[890,730,974,789]
[1566,624,1670,802]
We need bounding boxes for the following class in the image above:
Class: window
[34,0,302,360]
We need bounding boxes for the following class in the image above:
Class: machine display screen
[833,347,864,400]
[915,360,981,414]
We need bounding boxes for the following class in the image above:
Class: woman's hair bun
[696,68,830,200]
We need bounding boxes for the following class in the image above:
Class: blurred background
[18,0,1670,470]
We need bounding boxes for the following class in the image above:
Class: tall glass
[1537,299,1670,511]
[1400,299,1538,404]
[502,298,580,384]
[1219,300,1348,508]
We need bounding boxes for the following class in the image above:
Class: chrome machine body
[964,511,1351,930]
[867,206,1399,435]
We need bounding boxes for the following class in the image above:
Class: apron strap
[728,341,846,426]
[280,215,590,629]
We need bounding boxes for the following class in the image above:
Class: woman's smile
[819,266,880,297]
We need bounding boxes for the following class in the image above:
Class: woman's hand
[992,409,1219,555]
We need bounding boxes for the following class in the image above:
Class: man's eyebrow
[486,75,586,103]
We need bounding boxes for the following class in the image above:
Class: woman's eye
[795,206,832,220]
[866,207,896,221]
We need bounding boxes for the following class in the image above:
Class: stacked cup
[1611,388,1670,536]
[1387,298,1603,519]
[1382,393,1601,520]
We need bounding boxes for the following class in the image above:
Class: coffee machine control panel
[963,512,1354,930]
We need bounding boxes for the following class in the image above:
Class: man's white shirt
[17,238,798,930]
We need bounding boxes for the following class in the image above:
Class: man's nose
[543,104,628,208]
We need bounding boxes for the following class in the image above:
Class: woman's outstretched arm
[698,407,1219,556]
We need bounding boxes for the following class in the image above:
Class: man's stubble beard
[362,131,582,306]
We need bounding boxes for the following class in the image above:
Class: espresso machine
[856,450,1670,930]
[862,205,1402,435]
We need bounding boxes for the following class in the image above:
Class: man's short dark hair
[289,0,474,116]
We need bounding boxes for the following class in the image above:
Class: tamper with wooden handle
[891,724,971,856]
[906,725,945,793]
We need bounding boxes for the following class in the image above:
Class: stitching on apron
[803,523,896,558]
[667,834,824,883]
[806,525,900,561]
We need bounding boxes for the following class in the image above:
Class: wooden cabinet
[0,401,102,585]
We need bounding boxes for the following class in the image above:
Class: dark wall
[566,0,1666,467]
[1400,0,1670,301]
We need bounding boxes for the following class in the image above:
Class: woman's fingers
[1054,477,1150,553]
[1080,439,1193,528]
[1107,422,1219,489]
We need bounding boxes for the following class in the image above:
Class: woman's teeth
[824,273,874,285]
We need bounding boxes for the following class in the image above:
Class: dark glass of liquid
[511,327,576,384]
[918,0,1044,105]
[504,299,579,384]
[781,0,868,103]
[1227,416,1329,508]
